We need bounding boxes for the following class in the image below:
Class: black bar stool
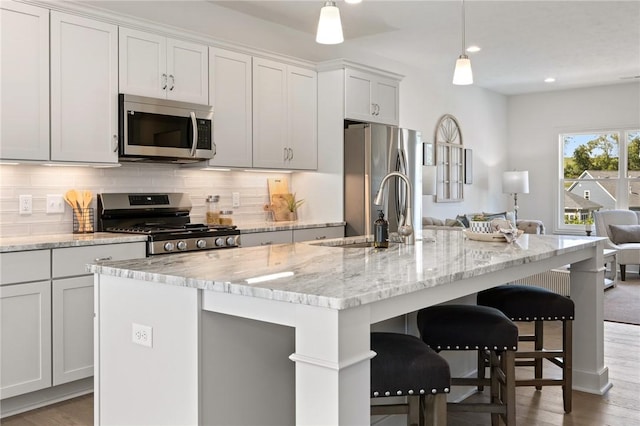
[371,332,451,426]
[477,284,575,413]
[416,305,518,426]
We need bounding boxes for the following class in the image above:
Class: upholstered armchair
[593,210,640,281]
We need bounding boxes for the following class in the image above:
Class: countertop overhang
[89,231,606,310]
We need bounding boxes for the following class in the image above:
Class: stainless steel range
[97,193,240,255]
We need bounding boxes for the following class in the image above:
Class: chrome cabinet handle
[112,134,118,152]
[161,73,167,90]
[374,104,380,116]
[190,111,198,157]
[212,141,217,158]
[284,147,288,161]
[169,74,175,91]
[260,241,273,246]
[315,236,327,240]
[371,103,376,116]
[94,256,113,262]
[288,148,293,160]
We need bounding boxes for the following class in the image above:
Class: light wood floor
[3,322,639,426]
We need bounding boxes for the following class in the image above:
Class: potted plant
[286,193,304,221]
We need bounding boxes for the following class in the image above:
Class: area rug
[604,279,640,325]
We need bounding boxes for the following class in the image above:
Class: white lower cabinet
[241,226,344,247]
[0,280,52,399]
[0,242,145,403]
[52,276,94,385]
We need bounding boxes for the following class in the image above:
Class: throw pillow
[456,214,470,228]
[445,218,465,227]
[482,211,508,221]
[608,224,640,244]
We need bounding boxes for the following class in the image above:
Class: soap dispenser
[374,210,389,248]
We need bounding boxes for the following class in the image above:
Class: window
[559,129,640,233]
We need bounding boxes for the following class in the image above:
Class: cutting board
[268,177,289,199]
[271,193,294,221]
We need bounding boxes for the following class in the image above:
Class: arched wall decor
[434,114,465,202]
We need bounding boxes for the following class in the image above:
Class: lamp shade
[502,171,530,194]
[316,1,344,45]
[422,165,437,195]
[453,55,473,85]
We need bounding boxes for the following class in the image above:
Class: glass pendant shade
[316,2,344,44]
[453,55,473,85]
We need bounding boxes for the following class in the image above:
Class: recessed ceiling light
[466,45,481,53]
[344,0,362,3]
[544,77,556,83]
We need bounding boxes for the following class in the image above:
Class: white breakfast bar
[90,231,611,425]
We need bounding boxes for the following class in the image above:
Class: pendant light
[316,1,344,45]
[453,0,473,85]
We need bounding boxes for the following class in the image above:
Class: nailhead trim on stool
[371,332,451,426]
[416,304,518,426]
[477,284,575,413]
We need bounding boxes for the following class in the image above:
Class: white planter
[470,220,493,233]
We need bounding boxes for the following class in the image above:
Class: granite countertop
[89,231,605,310]
[0,233,148,253]
[237,220,345,233]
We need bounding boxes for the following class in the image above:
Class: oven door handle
[190,111,198,157]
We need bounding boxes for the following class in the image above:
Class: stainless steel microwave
[118,94,214,163]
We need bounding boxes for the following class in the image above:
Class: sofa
[422,211,545,235]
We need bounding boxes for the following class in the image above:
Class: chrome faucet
[374,172,414,245]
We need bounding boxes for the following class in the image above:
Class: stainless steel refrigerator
[344,123,423,238]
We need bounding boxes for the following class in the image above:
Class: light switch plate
[46,194,65,214]
[232,192,240,208]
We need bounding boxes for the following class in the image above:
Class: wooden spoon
[64,190,82,232]
[82,190,93,232]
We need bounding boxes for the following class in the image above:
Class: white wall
[507,82,640,233]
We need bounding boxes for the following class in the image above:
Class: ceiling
[85,0,640,95]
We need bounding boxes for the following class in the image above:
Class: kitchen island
[90,231,610,425]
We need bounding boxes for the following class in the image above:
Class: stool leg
[534,320,543,390]
[563,320,573,413]
[477,349,488,391]
[407,395,420,426]
[502,350,516,426]
[423,394,447,426]
[490,351,500,426]
[620,264,626,281]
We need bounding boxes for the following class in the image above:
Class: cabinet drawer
[293,226,344,243]
[240,231,292,247]
[0,250,50,285]
[52,242,146,278]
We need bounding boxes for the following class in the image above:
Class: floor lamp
[503,171,529,221]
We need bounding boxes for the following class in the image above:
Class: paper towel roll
[422,165,437,195]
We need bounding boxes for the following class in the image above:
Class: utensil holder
[73,208,94,234]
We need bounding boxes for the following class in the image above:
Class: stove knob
[215,237,225,247]
[164,242,175,252]
[196,239,207,249]
[177,241,187,251]
[226,236,237,246]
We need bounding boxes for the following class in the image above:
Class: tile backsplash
[0,163,290,237]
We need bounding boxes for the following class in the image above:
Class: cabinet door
[344,68,374,123]
[240,230,292,247]
[119,27,166,99]
[0,2,49,161]
[166,38,208,104]
[1,281,52,399]
[293,226,344,243]
[208,48,252,168]
[52,276,94,385]
[287,66,317,170]
[50,12,118,163]
[252,58,287,169]
[373,77,399,126]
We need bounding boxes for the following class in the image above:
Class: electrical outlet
[46,194,65,214]
[132,323,153,348]
[232,192,240,208]
[19,195,32,215]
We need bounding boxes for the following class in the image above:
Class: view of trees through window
[561,130,640,228]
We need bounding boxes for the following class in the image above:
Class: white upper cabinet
[208,48,252,168]
[50,12,118,163]
[345,68,399,126]
[253,58,317,170]
[119,28,208,104]
[0,1,49,161]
